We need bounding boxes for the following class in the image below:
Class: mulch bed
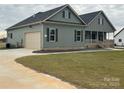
[32,48,102,53]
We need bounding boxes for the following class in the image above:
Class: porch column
[91,31,92,43]
[83,30,85,43]
[103,32,104,42]
[97,31,99,43]
[108,32,109,40]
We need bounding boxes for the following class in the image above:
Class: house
[114,28,124,46]
[6,4,116,50]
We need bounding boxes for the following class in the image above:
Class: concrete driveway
[0,49,75,89]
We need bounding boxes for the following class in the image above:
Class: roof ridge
[44,4,67,13]
[80,10,102,16]
[32,5,66,14]
[79,10,102,24]
[114,28,124,37]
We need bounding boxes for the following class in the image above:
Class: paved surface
[0,49,76,89]
[0,48,123,89]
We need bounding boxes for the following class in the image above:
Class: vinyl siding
[85,13,114,32]
[43,23,85,49]
[7,24,43,49]
[48,7,82,24]
[114,30,124,46]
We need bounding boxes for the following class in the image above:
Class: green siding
[49,7,82,24]
[43,23,85,49]
[7,24,43,48]
[85,13,114,32]
[7,10,115,50]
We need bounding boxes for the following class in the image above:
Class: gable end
[45,5,86,25]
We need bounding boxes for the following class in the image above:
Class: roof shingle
[7,5,116,31]
[79,11,101,24]
[7,5,67,30]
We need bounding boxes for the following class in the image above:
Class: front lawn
[16,51,124,89]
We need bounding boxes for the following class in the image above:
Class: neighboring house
[114,28,124,46]
[6,4,116,50]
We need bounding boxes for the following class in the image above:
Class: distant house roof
[114,28,124,37]
[7,4,86,30]
[79,11,101,24]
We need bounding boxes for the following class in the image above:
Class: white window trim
[76,30,81,42]
[49,28,56,42]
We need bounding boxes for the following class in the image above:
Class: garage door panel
[25,32,41,50]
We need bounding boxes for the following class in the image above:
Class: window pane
[98,32,103,41]
[98,18,103,25]
[77,31,81,35]
[65,10,69,19]
[69,12,71,18]
[98,18,100,24]
[62,11,65,18]
[100,18,103,25]
[85,31,91,39]
[77,36,80,41]
[119,39,122,42]
[92,31,97,39]
[50,36,54,41]
[50,30,55,34]
[49,29,55,41]
[76,31,81,41]
[102,19,104,25]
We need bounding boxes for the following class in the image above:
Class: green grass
[16,51,124,89]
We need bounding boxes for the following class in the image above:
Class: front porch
[84,31,114,48]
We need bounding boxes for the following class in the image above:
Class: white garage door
[25,32,41,50]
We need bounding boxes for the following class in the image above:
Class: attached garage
[24,32,41,50]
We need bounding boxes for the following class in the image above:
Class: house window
[98,32,104,41]
[75,30,81,42]
[98,18,104,25]
[49,28,56,42]
[85,31,91,39]
[46,28,58,42]
[68,12,71,19]
[119,39,122,42]
[62,10,71,19]
[92,31,97,40]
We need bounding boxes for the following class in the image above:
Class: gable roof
[79,10,116,31]
[7,4,86,30]
[7,5,67,30]
[114,28,124,37]
[6,5,116,31]
[79,11,101,24]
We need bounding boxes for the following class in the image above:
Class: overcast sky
[0,4,124,33]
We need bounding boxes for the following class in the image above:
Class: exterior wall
[85,13,114,32]
[6,10,115,50]
[7,24,43,48]
[114,30,124,46]
[49,7,82,24]
[43,23,85,49]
